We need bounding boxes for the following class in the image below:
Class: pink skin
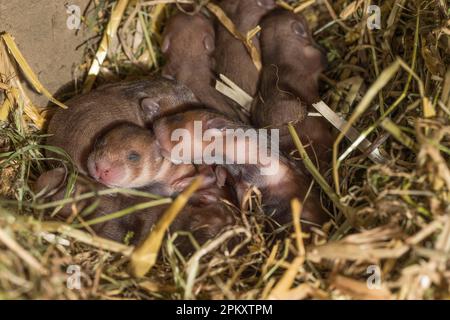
[87,156,127,187]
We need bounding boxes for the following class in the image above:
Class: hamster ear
[292,21,308,38]
[140,98,161,123]
[161,36,171,53]
[203,35,215,53]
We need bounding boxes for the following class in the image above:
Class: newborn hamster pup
[257,10,326,103]
[87,122,225,199]
[47,77,197,174]
[251,9,333,169]
[153,108,328,228]
[161,12,247,122]
[214,0,275,97]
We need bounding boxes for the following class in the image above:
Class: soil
[0,0,93,106]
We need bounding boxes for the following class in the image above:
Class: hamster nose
[99,168,111,179]
[95,163,111,180]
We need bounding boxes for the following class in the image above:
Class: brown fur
[153,108,328,229]
[47,77,197,174]
[251,9,333,171]
[161,12,248,123]
[214,0,275,97]
[87,122,228,198]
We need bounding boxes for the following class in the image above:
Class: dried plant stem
[0,228,48,275]
[335,11,421,177]
[130,177,203,277]
[184,227,251,299]
[206,2,261,71]
[80,198,172,227]
[41,221,133,256]
[291,198,305,257]
[32,187,163,210]
[83,0,130,93]
[288,123,352,221]
[332,59,402,195]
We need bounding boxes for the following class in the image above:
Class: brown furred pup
[161,12,248,123]
[86,122,229,204]
[47,77,197,175]
[35,168,236,251]
[214,0,276,97]
[251,9,333,171]
[153,108,328,229]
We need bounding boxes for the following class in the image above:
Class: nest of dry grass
[0,0,450,299]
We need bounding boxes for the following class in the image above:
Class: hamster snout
[87,155,129,187]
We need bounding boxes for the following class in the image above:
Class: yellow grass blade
[83,0,130,93]
[42,221,134,256]
[291,198,305,256]
[138,11,158,68]
[267,256,303,299]
[0,96,12,121]
[0,228,48,275]
[206,2,262,71]
[339,0,364,20]
[0,44,45,127]
[149,3,166,34]
[129,176,203,277]
[293,0,316,14]
[1,33,67,110]
[332,59,401,195]
[276,0,294,11]
[288,123,353,222]
[380,118,417,151]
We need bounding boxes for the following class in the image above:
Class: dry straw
[0,0,449,299]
